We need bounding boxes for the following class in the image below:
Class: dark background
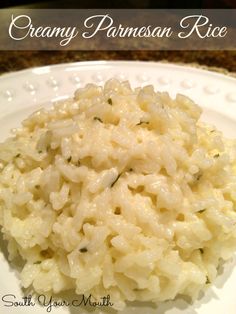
[0,0,236,8]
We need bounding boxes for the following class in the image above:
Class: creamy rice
[0,79,236,310]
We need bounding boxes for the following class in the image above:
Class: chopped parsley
[198,209,206,214]
[111,173,122,188]
[199,248,204,254]
[93,117,103,123]
[114,207,121,215]
[107,98,113,105]
[206,276,211,284]
[79,247,88,253]
[34,261,41,265]
[15,153,21,158]
[136,121,149,126]
[214,153,220,158]
[67,156,72,162]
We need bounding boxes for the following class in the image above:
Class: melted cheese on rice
[0,79,236,310]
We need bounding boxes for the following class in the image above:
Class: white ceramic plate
[0,61,236,314]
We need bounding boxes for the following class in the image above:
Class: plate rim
[1,60,236,84]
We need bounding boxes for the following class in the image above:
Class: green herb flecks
[93,117,103,123]
[107,98,113,105]
[111,173,122,188]
[79,247,88,253]
[136,120,149,126]
[114,207,121,215]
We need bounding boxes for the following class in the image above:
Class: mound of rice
[0,79,236,310]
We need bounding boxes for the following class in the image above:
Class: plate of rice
[0,61,236,314]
